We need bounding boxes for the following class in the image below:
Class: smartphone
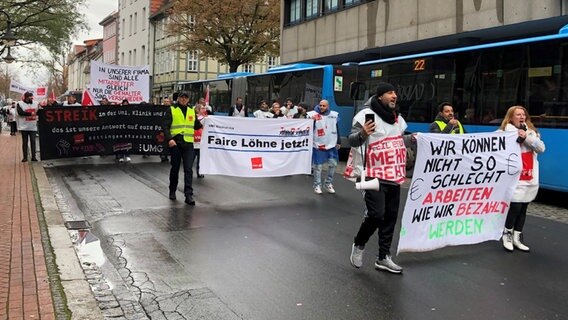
[365,113,375,124]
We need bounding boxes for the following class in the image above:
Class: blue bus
[353,27,568,192]
[177,63,359,146]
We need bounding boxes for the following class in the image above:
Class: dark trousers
[193,148,201,174]
[21,130,37,160]
[9,122,17,135]
[169,142,195,198]
[505,202,528,231]
[354,183,401,259]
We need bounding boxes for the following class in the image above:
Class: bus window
[333,66,358,106]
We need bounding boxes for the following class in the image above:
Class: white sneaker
[324,183,336,194]
[125,156,132,162]
[375,255,403,274]
[314,185,323,195]
[350,244,364,268]
[118,157,125,163]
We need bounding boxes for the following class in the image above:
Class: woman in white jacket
[499,106,545,252]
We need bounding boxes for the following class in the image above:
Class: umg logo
[139,144,164,153]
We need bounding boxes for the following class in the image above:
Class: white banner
[397,131,522,254]
[10,80,33,94]
[89,60,150,104]
[200,116,313,177]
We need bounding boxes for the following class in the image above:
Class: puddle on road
[69,229,108,272]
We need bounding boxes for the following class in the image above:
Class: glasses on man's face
[319,105,326,107]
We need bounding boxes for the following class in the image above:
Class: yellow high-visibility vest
[170,106,196,143]
[435,120,464,134]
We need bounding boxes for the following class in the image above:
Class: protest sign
[38,105,167,160]
[200,116,313,177]
[89,60,150,104]
[10,80,34,94]
[397,131,522,254]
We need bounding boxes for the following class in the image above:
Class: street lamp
[1,9,17,63]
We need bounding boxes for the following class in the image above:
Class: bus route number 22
[414,59,426,71]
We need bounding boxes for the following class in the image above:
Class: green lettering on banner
[428,218,484,239]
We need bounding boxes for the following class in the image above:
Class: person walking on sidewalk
[162,92,202,205]
[16,92,39,162]
[346,82,413,274]
[5,99,18,136]
[499,105,545,252]
[307,99,340,195]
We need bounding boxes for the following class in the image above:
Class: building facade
[280,0,568,64]
[67,39,104,92]
[100,12,119,64]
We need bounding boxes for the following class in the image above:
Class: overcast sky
[73,0,117,44]
[9,1,116,88]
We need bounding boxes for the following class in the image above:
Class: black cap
[178,92,189,98]
[375,82,396,97]
[24,91,34,98]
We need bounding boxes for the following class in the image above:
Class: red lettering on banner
[44,109,98,122]
[520,152,534,181]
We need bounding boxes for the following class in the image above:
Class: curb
[32,162,104,320]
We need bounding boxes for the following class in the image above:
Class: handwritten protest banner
[38,105,167,160]
[200,116,313,177]
[90,60,150,104]
[397,131,522,254]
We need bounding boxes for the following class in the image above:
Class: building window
[142,8,146,30]
[141,45,145,65]
[289,0,301,23]
[306,0,318,18]
[129,14,132,36]
[134,12,137,34]
[324,0,339,12]
[128,50,132,65]
[243,63,253,73]
[133,49,137,65]
[267,56,277,67]
[121,18,125,39]
[188,15,195,31]
[187,51,198,71]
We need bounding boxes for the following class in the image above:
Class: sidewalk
[0,130,102,320]
[0,131,55,319]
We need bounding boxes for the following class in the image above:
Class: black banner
[38,105,168,160]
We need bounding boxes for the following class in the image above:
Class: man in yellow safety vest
[162,92,203,205]
[429,102,465,134]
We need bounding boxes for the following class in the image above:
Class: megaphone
[355,177,380,191]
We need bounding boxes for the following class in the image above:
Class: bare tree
[168,0,280,73]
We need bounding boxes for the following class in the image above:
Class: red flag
[204,84,210,107]
[81,89,99,106]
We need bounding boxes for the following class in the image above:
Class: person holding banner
[346,82,413,274]
[429,102,465,134]
[253,100,273,118]
[16,92,40,162]
[63,94,81,107]
[307,99,341,195]
[499,106,545,252]
[228,97,248,117]
[193,104,209,178]
[163,92,203,205]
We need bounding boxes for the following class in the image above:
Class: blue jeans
[312,158,337,187]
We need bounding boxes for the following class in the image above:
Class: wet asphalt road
[44,156,568,320]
